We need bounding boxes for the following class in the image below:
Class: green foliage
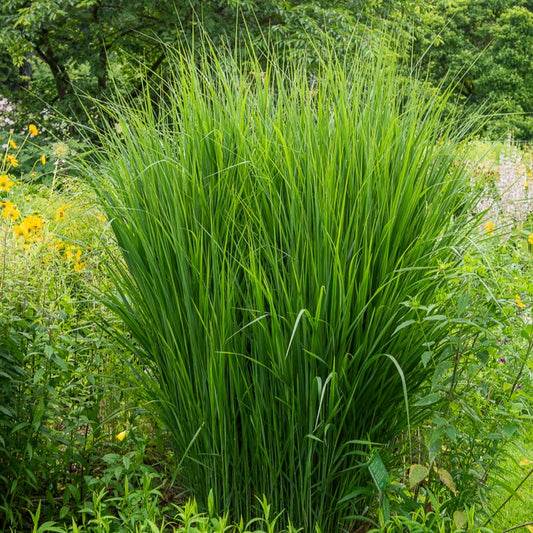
[369,504,494,532]
[0,137,134,530]
[360,143,533,529]
[86,39,482,530]
[0,0,430,124]
[417,0,533,140]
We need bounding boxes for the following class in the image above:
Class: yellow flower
[2,201,20,221]
[13,222,29,240]
[8,139,17,150]
[117,430,127,442]
[529,234,533,245]
[526,180,530,188]
[0,174,14,192]
[25,214,44,230]
[515,294,525,309]
[55,204,72,221]
[74,261,85,273]
[29,124,38,137]
[526,526,533,533]
[41,154,46,165]
[5,154,18,168]
[484,220,495,235]
[13,214,45,243]
[520,458,533,466]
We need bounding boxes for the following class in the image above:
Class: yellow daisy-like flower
[13,214,45,243]
[0,174,14,192]
[13,222,29,240]
[9,139,17,150]
[29,124,38,137]
[55,204,72,222]
[117,430,127,442]
[5,154,18,168]
[41,154,46,165]
[484,220,495,235]
[1,201,20,221]
[529,234,533,245]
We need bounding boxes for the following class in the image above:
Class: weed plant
[87,42,482,530]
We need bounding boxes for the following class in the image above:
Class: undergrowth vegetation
[0,38,532,532]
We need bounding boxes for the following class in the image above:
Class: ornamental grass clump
[87,43,479,530]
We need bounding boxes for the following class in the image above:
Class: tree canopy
[1,0,532,139]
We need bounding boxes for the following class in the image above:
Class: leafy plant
[0,126,135,530]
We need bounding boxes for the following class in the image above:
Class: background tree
[416,0,533,140]
[0,0,427,121]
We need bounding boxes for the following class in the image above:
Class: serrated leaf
[453,510,467,529]
[33,367,45,384]
[421,350,433,367]
[521,324,533,340]
[429,436,442,464]
[409,464,429,489]
[444,424,457,443]
[437,468,457,495]
[502,423,518,438]
[393,320,415,335]
[413,392,441,407]
[475,350,489,364]
[423,314,447,322]
[457,293,470,316]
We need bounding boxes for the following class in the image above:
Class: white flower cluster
[0,96,15,128]
[477,135,533,233]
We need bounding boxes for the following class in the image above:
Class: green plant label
[368,452,388,493]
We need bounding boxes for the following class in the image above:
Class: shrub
[87,41,481,530]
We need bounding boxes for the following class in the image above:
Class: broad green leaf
[437,468,457,495]
[409,464,429,489]
[413,392,441,406]
[453,510,467,530]
[421,350,433,367]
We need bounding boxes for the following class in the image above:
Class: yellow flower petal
[520,458,533,466]
[484,220,495,235]
[117,430,127,442]
[0,174,14,192]
[9,139,17,150]
[29,124,38,137]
